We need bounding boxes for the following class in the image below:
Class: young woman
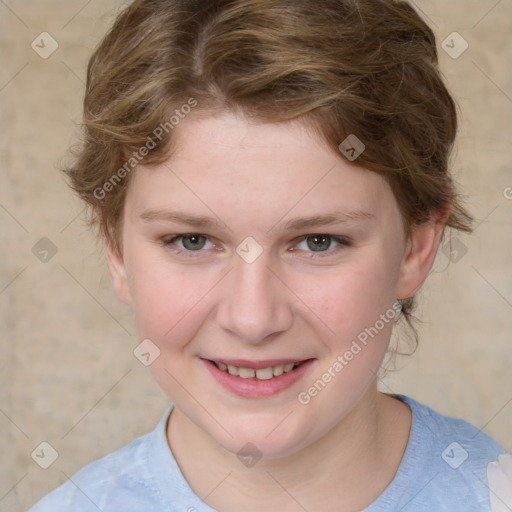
[29,1,511,510]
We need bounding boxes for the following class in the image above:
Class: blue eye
[296,234,351,254]
[163,234,214,252]
[160,233,351,260]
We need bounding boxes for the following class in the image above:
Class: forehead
[125,112,399,231]
[175,111,318,152]
[168,112,335,181]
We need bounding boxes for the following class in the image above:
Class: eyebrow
[139,208,374,231]
[140,209,223,229]
[280,210,373,232]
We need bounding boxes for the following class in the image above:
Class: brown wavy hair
[64,0,473,331]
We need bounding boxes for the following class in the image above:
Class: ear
[396,214,446,300]
[105,239,132,305]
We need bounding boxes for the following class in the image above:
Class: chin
[210,412,312,461]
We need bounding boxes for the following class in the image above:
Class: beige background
[1,1,511,510]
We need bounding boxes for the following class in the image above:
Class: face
[107,112,442,459]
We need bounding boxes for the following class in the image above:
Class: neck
[167,385,411,512]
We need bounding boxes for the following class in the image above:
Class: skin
[107,112,445,511]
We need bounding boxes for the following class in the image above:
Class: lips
[202,357,315,398]
[213,361,301,380]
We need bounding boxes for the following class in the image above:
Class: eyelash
[160,233,352,259]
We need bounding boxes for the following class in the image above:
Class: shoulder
[28,412,169,512]
[379,394,507,511]
[401,393,505,465]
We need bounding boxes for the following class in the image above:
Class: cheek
[292,256,400,423]
[126,256,220,398]
[297,255,399,339]
[125,248,217,343]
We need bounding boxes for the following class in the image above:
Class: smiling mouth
[209,360,308,380]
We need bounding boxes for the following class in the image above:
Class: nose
[215,252,294,344]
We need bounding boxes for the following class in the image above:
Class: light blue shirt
[28,394,506,511]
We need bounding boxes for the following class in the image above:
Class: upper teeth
[215,361,299,380]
